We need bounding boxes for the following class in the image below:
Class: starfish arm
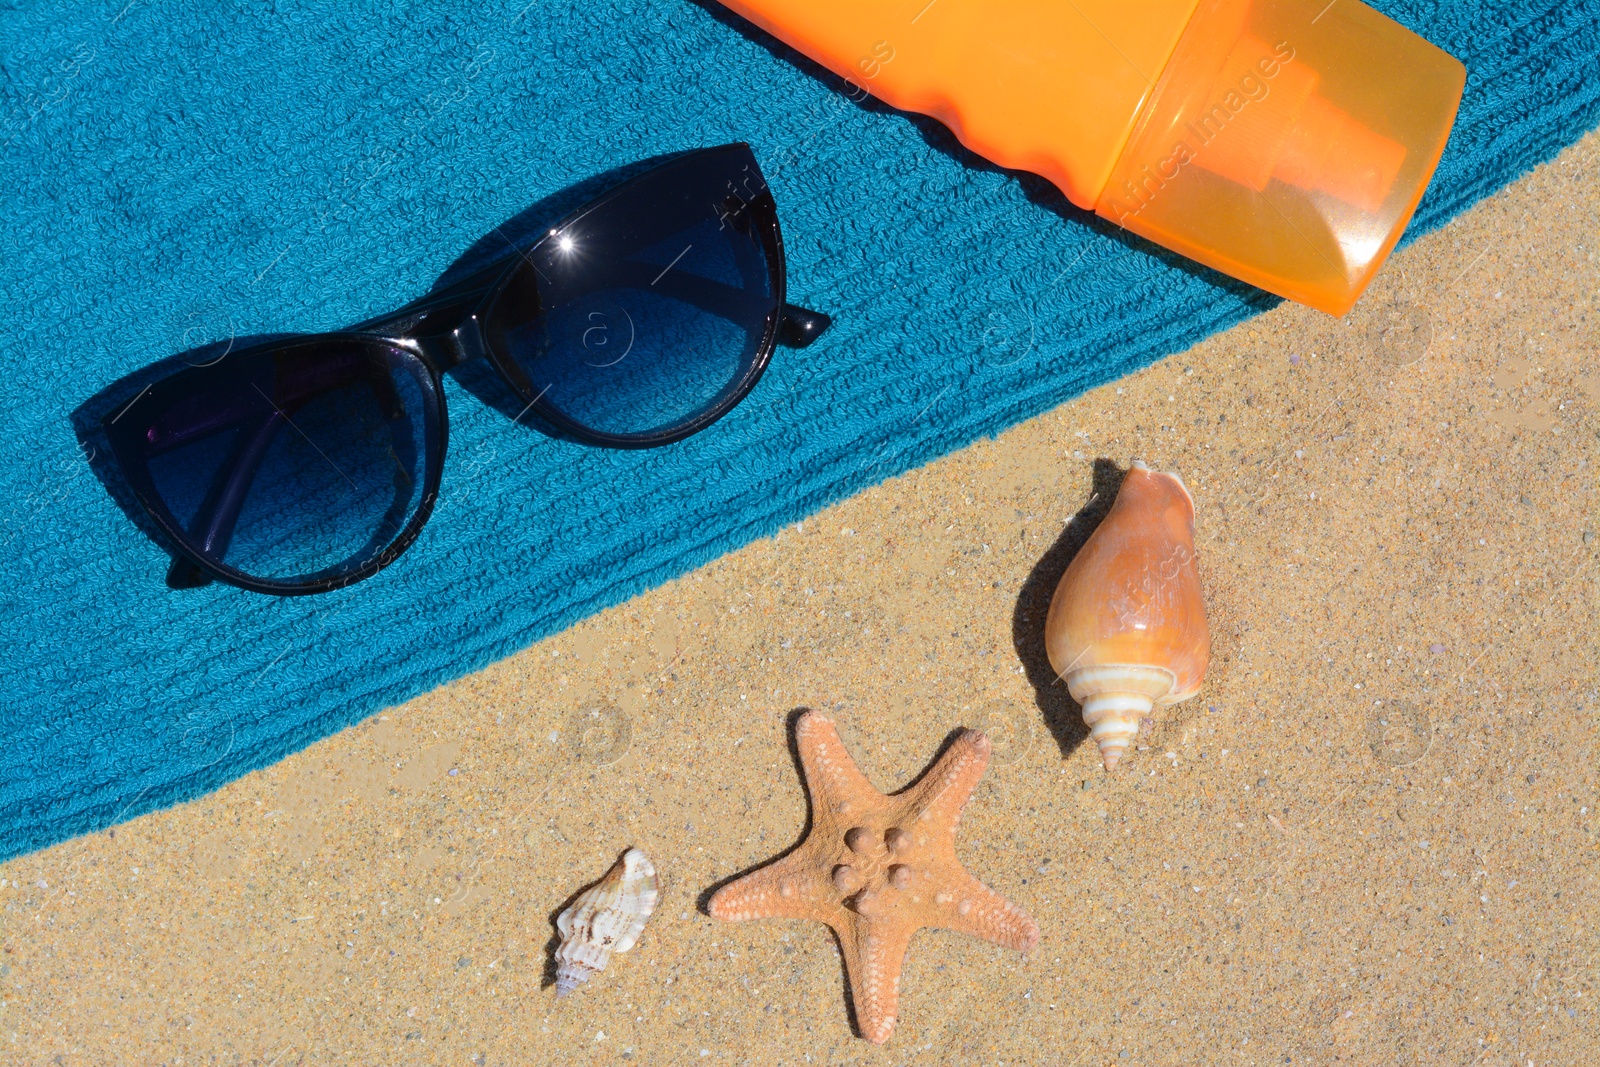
[928,871,1040,952]
[795,711,882,808]
[708,851,831,922]
[838,919,913,1045]
[904,728,991,830]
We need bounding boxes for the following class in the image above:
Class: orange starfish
[708,710,1039,1044]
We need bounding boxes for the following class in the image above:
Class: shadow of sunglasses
[73,143,832,596]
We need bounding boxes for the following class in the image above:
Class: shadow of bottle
[1010,457,1127,761]
[680,0,1282,310]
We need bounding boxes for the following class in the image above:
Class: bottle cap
[1096,0,1464,314]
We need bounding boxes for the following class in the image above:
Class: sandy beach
[2,127,1596,1066]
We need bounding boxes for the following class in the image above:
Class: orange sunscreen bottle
[719,0,1465,315]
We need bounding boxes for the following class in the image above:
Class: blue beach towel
[2,0,1596,861]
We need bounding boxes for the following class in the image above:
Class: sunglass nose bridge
[439,314,488,370]
[365,305,488,373]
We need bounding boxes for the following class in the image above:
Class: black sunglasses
[101,144,831,596]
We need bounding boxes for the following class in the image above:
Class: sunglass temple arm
[777,304,831,348]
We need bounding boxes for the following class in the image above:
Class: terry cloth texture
[2,0,1597,861]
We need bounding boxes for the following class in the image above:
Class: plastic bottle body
[717,0,1465,315]
[717,0,1199,208]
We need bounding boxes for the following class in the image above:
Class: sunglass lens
[485,148,781,440]
[114,339,440,588]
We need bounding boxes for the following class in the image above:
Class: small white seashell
[554,847,660,996]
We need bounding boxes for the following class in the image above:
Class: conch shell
[1044,461,1210,770]
[554,847,660,995]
